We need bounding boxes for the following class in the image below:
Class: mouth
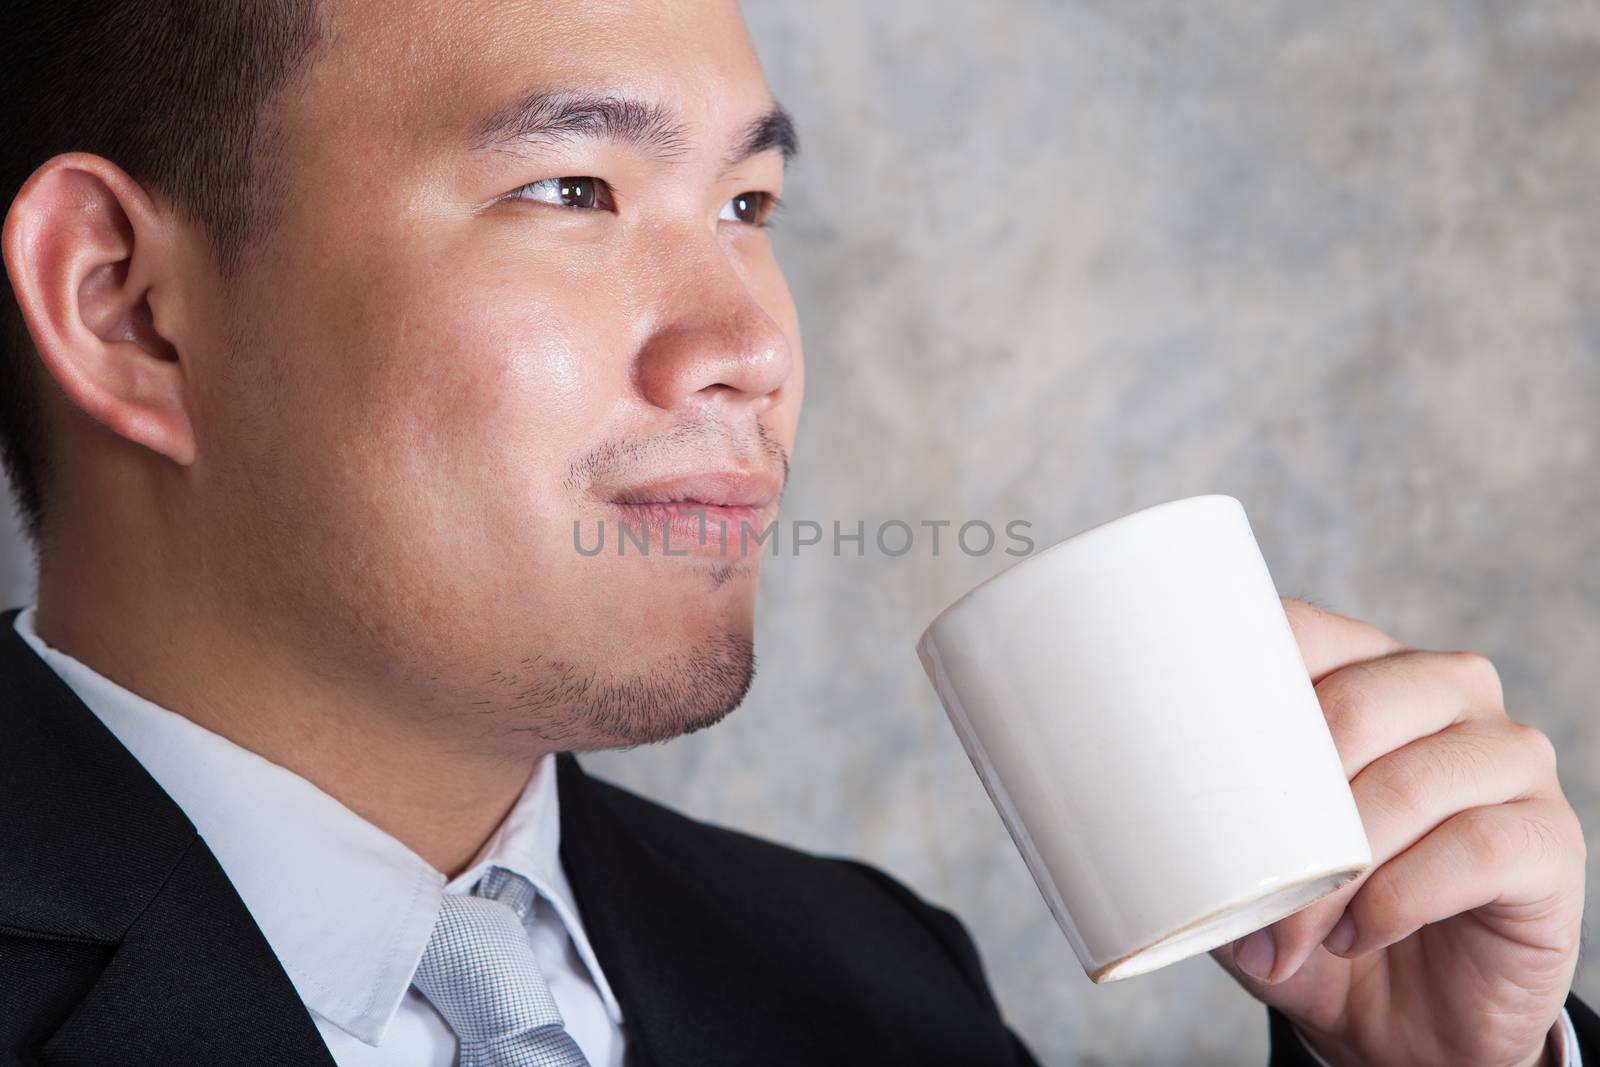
[606,470,782,557]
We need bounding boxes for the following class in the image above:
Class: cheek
[325,259,623,495]
[226,242,639,593]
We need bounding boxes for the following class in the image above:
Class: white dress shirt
[12,606,628,1067]
[11,606,1582,1065]
[1292,1012,1581,1067]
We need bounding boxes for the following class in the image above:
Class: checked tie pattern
[412,865,591,1067]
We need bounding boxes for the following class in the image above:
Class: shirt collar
[11,605,623,1045]
[444,741,624,1029]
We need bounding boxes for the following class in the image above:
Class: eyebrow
[469,90,800,171]
[724,104,800,171]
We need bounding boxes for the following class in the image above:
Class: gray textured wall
[4,3,1598,1064]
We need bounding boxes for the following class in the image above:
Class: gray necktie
[412,866,591,1067]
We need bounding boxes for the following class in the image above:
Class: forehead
[302,0,770,151]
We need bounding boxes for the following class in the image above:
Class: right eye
[511,176,616,212]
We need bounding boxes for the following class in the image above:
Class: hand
[1211,597,1586,1067]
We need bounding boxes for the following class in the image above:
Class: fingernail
[1235,929,1276,982]
[1323,912,1356,956]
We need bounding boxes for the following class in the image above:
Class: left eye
[512,176,614,210]
[720,191,778,228]
[508,179,777,228]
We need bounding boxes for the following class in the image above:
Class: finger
[1279,596,1406,683]
[1317,649,1508,778]
[1244,719,1556,983]
[1328,797,1580,959]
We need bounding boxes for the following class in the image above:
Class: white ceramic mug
[916,493,1371,982]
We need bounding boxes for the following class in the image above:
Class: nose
[633,259,794,416]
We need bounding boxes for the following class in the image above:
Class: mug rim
[918,492,1245,641]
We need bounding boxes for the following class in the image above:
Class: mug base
[1090,865,1366,983]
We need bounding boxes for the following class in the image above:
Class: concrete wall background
[4,3,1598,1063]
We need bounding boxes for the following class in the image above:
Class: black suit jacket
[1,605,1594,1065]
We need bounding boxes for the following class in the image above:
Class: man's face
[188,0,802,750]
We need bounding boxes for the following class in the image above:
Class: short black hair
[0,1,324,546]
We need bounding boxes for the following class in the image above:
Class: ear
[2,152,197,467]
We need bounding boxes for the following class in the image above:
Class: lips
[609,471,781,511]
[605,470,782,557]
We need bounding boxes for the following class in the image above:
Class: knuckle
[1369,752,1432,815]
[1509,810,1563,870]
[1447,649,1505,708]
[1440,727,1497,787]
[1315,673,1373,739]
[1458,808,1517,870]
[1513,721,1558,772]
[1526,814,1564,867]
[1548,806,1587,870]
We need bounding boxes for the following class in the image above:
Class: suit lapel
[41,837,338,1067]
[0,607,334,1066]
[0,607,193,940]
[555,753,841,1067]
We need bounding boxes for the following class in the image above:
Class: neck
[32,568,541,878]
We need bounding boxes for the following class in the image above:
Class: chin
[546,629,758,751]
[470,550,764,750]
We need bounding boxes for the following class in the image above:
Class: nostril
[632,300,794,411]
